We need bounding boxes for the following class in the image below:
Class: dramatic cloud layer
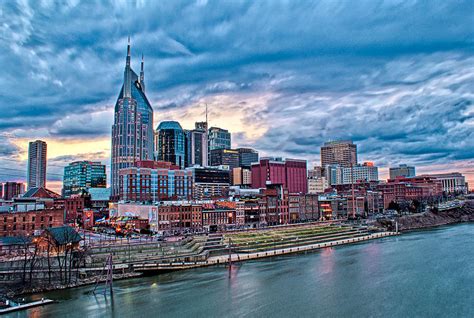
[1,0,473,191]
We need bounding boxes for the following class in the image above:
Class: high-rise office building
[389,164,416,179]
[320,140,357,168]
[188,166,231,200]
[341,162,379,184]
[2,182,25,200]
[119,165,193,202]
[236,148,259,168]
[111,39,154,197]
[185,122,208,167]
[324,165,343,186]
[155,121,186,168]
[209,148,240,170]
[63,161,107,197]
[208,127,231,151]
[27,140,47,190]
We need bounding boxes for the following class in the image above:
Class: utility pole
[228,237,232,278]
[106,253,114,296]
[351,164,355,219]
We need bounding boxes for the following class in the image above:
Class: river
[7,224,474,318]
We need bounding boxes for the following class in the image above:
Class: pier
[0,299,54,314]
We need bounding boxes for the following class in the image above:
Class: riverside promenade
[133,230,398,271]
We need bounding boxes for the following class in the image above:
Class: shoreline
[6,204,474,299]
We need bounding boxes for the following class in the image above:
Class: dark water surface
[7,224,474,317]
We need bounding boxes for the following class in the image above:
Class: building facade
[251,158,308,193]
[208,127,231,151]
[111,40,154,197]
[419,173,467,194]
[27,140,47,190]
[378,176,443,208]
[341,162,379,184]
[119,165,193,202]
[389,164,416,179]
[63,161,106,197]
[185,122,208,167]
[308,176,329,194]
[209,148,240,169]
[233,167,252,186]
[321,140,357,168]
[155,121,186,169]
[0,200,64,237]
[189,166,231,200]
[2,182,25,200]
[236,148,259,168]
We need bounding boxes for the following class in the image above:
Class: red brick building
[64,194,91,224]
[0,208,64,237]
[251,158,307,193]
[258,185,289,225]
[157,204,202,232]
[202,203,236,230]
[378,176,443,208]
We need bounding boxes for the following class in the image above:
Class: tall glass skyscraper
[155,121,186,168]
[27,140,47,190]
[111,39,154,197]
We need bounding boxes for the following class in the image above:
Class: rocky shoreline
[379,200,474,232]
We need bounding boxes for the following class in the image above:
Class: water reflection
[8,224,474,318]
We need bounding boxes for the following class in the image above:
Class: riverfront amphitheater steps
[86,236,208,267]
[221,225,372,254]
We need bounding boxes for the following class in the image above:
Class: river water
[7,224,474,318]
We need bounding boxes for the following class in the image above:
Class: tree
[387,201,400,212]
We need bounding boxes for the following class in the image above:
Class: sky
[0,0,473,193]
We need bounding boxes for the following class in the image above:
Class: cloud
[0,1,473,185]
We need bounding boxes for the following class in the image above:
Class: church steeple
[140,53,145,92]
[123,36,132,98]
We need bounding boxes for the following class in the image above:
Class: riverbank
[393,200,474,231]
[11,224,474,318]
[1,272,142,300]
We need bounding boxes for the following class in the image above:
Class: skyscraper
[185,122,208,167]
[3,182,25,200]
[111,38,154,197]
[389,164,416,179]
[208,127,231,151]
[236,148,259,168]
[155,121,186,168]
[27,140,47,190]
[63,161,107,197]
[320,140,357,168]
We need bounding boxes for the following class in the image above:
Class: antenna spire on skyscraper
[124,36,132,98]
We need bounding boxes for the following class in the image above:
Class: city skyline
[1,1,473,193]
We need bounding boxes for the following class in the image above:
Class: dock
[0,299,55,314]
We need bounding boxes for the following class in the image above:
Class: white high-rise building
[27,140,47,190]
